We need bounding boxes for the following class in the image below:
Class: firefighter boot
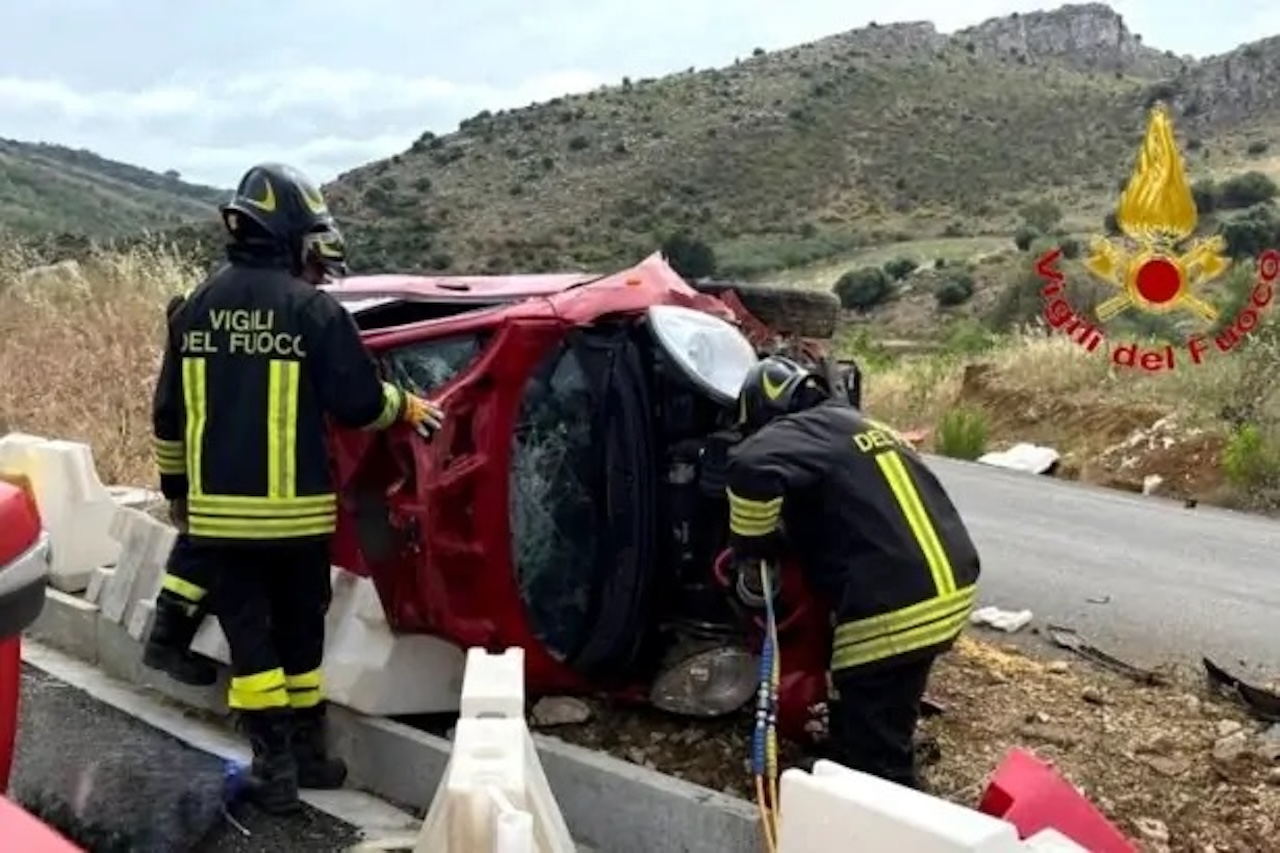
[291,703,348,789]
[241,709,302,814]
[141,593,218,686]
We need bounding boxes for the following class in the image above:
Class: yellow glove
[402,393,445,437]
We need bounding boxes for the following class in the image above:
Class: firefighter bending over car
[724,355,980,790]
[147,163,444,814]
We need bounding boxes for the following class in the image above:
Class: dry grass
[0,244,200,485]
[2,246,1276,506]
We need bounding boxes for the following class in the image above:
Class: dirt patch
[1085,416,1229,499]
[956,363,1169,456]
[544,636,1280,851]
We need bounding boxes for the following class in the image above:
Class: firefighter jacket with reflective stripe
[151,259,406,542]
[725,401,980,672]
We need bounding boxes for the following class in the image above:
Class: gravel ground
[541,635,1280,852]
[10,666,360,852]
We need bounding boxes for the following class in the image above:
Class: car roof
[325,271,600,301]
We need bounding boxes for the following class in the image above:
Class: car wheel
[695,281,840,339]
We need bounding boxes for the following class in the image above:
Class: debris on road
[1203,657,1280,723]
[1046,626,1171,686]
[976,443,1060,475]
[530,696,594,728]
[549,635,1280,850]
[970,605,1034,633]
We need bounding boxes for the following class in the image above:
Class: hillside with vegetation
[0,138,225,238]
[316,3,1279,283]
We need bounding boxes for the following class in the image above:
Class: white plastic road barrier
[416,648,574,853]
[187,567,467,715]
[776,761,1088,852]
[0,432,121,592]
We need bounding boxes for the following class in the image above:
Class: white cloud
[0,67,611,184]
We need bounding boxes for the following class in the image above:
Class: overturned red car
[325,254,859,743]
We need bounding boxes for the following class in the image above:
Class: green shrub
[1019,200,1062,233]
[661,230,717,279]
[883,257,919,280]
[934,407,989,460]
[1191,179,1218,213]
[1219,204,1280,260]
[833,267,891,310]
[1013,227,1038,251]
[1221,424,1280,488]
[1058,237,1081,259]
[934,272,976,307]
[1218,171,1278,210]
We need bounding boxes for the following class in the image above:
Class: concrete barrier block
[96,616,229,715]
[27,588,99,664]
[323,569,465,716]
[534,734,759,853]
[99,507,175,625]
[324,707,759,853]
[20,438,122,592]
[777,760,1023,852]
[85,568,114,605]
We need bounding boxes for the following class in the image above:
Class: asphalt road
[929,455,1280,681]
[9,666,361,852]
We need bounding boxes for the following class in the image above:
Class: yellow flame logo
[1084,103,1230,323]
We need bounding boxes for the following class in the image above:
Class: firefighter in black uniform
[150,163,444,814]
[724,355,979,790]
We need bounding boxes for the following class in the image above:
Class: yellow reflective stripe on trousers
[181,358,208,495]
[727,489,783,537]
[160,572,207,603]
[286,669,324,709]
[831,596,972,670]
[267,359,301,500]
[228,668,290,710]
[152,437,186,475]
[834,585,976,646]
[874,450,956,595]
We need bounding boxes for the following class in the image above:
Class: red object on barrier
[977,749,1138,853]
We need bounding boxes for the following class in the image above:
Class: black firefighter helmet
[219,163,348,278]
[736,355,831,432]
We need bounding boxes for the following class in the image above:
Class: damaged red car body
[324,253,857,743]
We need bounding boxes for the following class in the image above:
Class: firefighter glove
[733,558,780,610]
[402,393,445,437]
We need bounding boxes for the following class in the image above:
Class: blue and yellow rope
[750,560,782,852]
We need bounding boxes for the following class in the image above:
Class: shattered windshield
[509,344,598,662]
[381,334,487,394]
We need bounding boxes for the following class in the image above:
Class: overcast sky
[1,1,1271,188]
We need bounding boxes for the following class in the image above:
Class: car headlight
[646,305,758,405]
[649,646,758,717]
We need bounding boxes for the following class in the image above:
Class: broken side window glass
[382,334,486,395]
[509,344,598,663]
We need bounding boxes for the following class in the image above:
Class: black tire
[695,281,840,339]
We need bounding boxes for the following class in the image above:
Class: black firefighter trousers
[827,654,937,790]
[186,539,333,713]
